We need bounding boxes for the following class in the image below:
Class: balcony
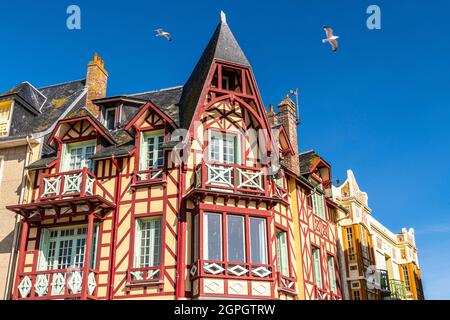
[133,168,164,185]
[7,168,115,219]
[126,266,163,287]
[16,268,98,300]
[378,269,390,291]
[190,260,273,280]
[389,280,407,300]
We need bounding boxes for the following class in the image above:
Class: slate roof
[0,79,87,143]
[0,82,46,113]
[178,16,250,129]
[299,150,319,175]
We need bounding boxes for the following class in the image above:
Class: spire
[178,12,251,128]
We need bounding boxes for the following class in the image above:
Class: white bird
[155,28,173,42]
[322,26,339,52]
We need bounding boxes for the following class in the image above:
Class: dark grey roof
[26,156,56,170]
[129,86,183,126]
[0,79,87,139]
[299,150,319,174]
[91,144,134,160]
[178,17,250,128]
[0,82,46,113]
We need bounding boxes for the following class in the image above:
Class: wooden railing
[314,285,329,300]
[133,168,164,184]
[273,183,289,202]
[127,266,162,286]
[16,268,98,300]
[277,272,296,294]
[195,161,268,195]
[38,168,113,203]
[190,260,273,281]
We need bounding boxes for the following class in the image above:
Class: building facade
[1,13,422,301]
[333,170,424,300]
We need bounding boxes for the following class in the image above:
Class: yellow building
[333,170,424,300]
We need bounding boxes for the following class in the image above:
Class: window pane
[144,133,164,170]
[105,109,116,130]
[249,217,267,264]
[312,247,323,288]
[137,218,162,267]
[328,255,337,293]
[204,213,222,261]
[276,230,289,276]
[227,215,245,263]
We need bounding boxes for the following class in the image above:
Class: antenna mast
[287,88,301,126]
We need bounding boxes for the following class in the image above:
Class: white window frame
[139,130,165,171]
[0,100,14,137]
[37,225,99,271]
[203,213,223,261]
[249,217,268,265]
[133,217,162,268]
[208,130,241,165]
[227,215,246,263]
[327,255,337,293]
[104,107,117,130]
[61,140,96,172]
[312,247,323,289]
[276,229,289,276]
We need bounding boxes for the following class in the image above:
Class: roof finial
[220,10,227,24]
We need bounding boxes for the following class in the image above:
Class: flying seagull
[322,26,339,52]
[155,28,173,42]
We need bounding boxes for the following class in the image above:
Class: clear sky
[1,0,449,299]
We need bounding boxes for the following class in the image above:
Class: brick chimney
[85,53,108,116]
[278,97,300,175]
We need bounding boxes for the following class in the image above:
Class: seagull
[322,26,339,52]
[155,28,173,42]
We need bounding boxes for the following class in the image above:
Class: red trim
[124,100,177,131]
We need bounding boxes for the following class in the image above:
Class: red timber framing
[286,161,343,300]
[181,59,298,300]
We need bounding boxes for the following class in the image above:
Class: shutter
[90,224,100,269]
[139,133,149,171]
[60,144,70,172]
[281,233,289,276]
[134,220,142,267]
[235,134,241,165]
[37,229,50,271]
[328,257,336,293]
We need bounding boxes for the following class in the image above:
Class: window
[140,131,164,171]
[346,227,356,261]
[208,131,240,164]
[134,218,162,268]
[311,184,326,220]
[353,290,361,300]
[227,215,245,263]
[204,213,222,261]
[276,230,289,276]
[38,225,99,271]
[402,266,411,291]
[312,247,323,288]
[0,100,12,136]
[202,213,268,266]
[104,107,116,130]
[249,217,268,264]
[327,255,337,293]
[61,141,96,172]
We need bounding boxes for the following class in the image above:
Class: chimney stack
[278,97,300,175]
[267,104,278,126]
[85,53,108,117]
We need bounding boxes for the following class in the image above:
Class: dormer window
[104,107,117,130]
[0,100,13,137]
[136,130,165,181]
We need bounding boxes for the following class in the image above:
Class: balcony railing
[134,168,164,184]
[127,266,162,286]
[314,285,329,300]
[277,273,296,294]
[195,161,267,195]
[190,260,273,281]
[16,268,98,300]
[389,279,407,300]
[38,168,113,203]
[273,183,289,202]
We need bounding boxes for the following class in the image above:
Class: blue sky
[1,0,449,299]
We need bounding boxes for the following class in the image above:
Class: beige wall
[0,145,27,299]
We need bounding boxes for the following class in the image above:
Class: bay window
[327,255,337,293]
[201,213,268,266]
[276,230,289,276]
[61,141,96,173]
[312,247,323,288]
[38,225,99,271]
[134,218,162,268]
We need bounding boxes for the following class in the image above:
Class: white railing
[16,268,98,299]
[39,168,96,200]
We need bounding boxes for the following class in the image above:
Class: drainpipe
[3,136,33,300]
[175,161,186,299]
